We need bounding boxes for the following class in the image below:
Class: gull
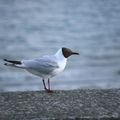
[4,47,79,92]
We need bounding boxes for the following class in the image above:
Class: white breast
[52,48,67,77]
[51,59,67,77]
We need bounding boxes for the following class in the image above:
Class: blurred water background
[0,0,120,92]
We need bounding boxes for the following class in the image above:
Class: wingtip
[4,63,7,66]
[4,59,7,61]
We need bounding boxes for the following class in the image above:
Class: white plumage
[4,47,79,92]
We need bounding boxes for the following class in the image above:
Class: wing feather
[23,56,59,74]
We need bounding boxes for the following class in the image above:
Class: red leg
[42,79,47,91]
[47,78,53,93]
[42,79,52,93]
[48,78,50,90]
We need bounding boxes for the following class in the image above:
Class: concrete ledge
[0,89,120,120]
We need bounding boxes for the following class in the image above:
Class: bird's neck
[55,48,67,62]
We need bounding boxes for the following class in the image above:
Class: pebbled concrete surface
[0,89,120,120]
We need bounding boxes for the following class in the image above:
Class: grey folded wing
[22,57,59,74]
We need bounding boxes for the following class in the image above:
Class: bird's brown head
[62,47,79,58]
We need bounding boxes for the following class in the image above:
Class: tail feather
[4,59,25,68]
[4,63,16,67]
[4,59,21,65]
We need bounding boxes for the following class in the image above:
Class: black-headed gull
[4,47,79,92]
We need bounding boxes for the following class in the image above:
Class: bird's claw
[45,89,53,93]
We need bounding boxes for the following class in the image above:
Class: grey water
[0,0,120,92]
